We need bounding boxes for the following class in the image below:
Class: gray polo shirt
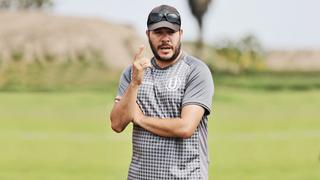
[117,53,214,180]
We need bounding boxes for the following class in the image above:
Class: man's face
[147,27,182,62]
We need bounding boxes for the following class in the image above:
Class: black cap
[147,5,181,31]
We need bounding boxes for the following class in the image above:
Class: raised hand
[132,46,151,86]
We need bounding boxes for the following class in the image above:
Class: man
[110,4,214,180]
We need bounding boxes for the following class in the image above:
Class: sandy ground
[0,11,150,68]
[267,50,320,71]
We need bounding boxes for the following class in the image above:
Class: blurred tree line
[183,34,266,75]
[212,34,266,73]
[0,0,53,10]
[187,0,265,73]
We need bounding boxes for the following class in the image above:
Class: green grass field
[0,87,320,180]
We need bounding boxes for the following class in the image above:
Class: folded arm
[133,104,205,139]
[109,46,151,133]
[110,83,139,133]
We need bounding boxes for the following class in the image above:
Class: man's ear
[180,29,183,36]
[146,30,150,37]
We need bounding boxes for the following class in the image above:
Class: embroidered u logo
[166,76,181,91]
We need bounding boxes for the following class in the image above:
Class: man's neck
[155,51,183,69]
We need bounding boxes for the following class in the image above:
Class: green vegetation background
[0,43,320,179]
[1,87,320,179]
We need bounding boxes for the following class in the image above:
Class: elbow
[179,132,193,139]
[177,127,194,139]
[111,123,124,133]
[110,114,124,133]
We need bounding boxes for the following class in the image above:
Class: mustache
[158,44,173,49]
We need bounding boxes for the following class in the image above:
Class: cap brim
[148,21,180,31]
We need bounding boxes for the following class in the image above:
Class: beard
[148,39,181,62]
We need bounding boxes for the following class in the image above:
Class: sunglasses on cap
[148,13,181,25]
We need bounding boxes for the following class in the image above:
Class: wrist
[130,81,140,88]
[133,113,144,125]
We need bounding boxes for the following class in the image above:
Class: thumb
[144,61,152,68]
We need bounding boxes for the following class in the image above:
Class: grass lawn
[0,88,319,180]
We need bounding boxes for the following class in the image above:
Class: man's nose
[161,33,170,42]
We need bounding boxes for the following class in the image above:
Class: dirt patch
[266,50,320,71]
[0,11,150,68]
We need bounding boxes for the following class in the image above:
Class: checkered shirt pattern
[117,53,213,180]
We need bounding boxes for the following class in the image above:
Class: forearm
[110,46,151,133]
[134,116,192,139]
[133,105,204,138]
[110,83,139,132]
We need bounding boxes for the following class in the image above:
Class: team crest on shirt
[166,76,181,91]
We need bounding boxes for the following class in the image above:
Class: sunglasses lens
[148,13,181,25]
[149,13,163,23]
[166,13,180,24]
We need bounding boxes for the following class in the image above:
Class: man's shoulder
[182,53,211,73]
[121,65,133,75]
[119,65,133,83]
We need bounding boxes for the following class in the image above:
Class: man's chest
[136,66,189,117]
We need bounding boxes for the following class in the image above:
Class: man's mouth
[159,45,172,50]
[158,45,172,54]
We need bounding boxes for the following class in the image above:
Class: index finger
[134,46,145,61]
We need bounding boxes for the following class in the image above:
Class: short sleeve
[117,65,132,97]
[182,62,214,116]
